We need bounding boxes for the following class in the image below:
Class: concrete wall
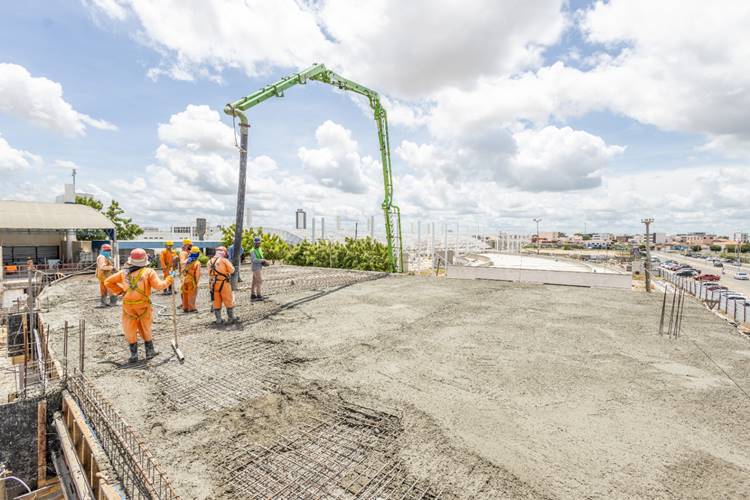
[447,265,632,289]
[0,391,61,493]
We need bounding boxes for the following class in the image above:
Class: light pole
[641,218,654,292]
[533,218,541,255]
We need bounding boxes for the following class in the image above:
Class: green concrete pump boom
[224,63,403,273]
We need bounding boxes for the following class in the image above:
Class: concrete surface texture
[447,264,632,289]
[40,265,750,498]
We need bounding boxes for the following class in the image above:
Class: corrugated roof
[0,200,115,230]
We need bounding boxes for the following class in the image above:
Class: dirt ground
[41,264,750,499]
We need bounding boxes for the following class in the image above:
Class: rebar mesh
[152,335,286,411]
[221,404,442,499]
[67,372,180,500]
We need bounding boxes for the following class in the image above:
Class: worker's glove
[262,260,270,267]
[170,271,178,278]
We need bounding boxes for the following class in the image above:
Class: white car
[735,272,749,280]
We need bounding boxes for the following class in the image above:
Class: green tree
[690,245,702,252]
[710,244,721,252]
[741,243,750,253]
[74,196,107,240]
[725,244,736,253]
[75,196,143,240]
[104,200,143,240]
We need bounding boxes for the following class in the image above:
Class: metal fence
[661,269,749,324]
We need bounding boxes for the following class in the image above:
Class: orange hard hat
[101,244,112,251]
[127,248,149,266]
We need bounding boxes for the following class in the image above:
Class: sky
[0,0,748,236]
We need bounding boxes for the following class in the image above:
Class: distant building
[733,232,749,243]
[55,183,94,204]
[0,200,113,265]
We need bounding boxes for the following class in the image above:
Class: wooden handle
[170,287,178,348]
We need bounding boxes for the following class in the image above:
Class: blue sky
[1,0,748,236]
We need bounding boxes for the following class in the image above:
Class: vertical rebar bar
[658,285,667,335]
[63,321,69,381]
[79,318,85,373]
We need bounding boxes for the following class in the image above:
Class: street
[655,252,750,299]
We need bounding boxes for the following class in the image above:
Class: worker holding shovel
[105,248,174,363]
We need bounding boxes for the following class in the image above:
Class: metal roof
[0,200,115,230]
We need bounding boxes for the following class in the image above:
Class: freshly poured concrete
[480,252,619,273]
[41,266,750,498]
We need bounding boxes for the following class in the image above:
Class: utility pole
[533,218,542,255]
[230,123,249,291]
[71,168,77,195]
[642,218,654,293]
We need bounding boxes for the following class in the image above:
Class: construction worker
[250,236,269,301]
[160,240,175,294]
[95,244,116,307]
[105,248,174,363]
[208,246,237,324]
[179,238,192,273]
[26,257,35,272]
[181,246,201,313]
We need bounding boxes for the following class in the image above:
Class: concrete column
[66,229,76,263]
[321,217,325,240]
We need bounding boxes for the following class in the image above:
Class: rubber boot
[109,295,118,306]
[128,343,138,363]
[100,295,107,307]
[145,341,156,359]
[226,307,239,324]
[213,308,224,325]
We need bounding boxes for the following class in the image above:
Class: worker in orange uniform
[179,238,192,273]
[95,244,116,307]
[105,248,174,363]
[159,240,175,295]
[181,246,201,313]
[208,246,237,324]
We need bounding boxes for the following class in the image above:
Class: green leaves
[220,224,391,272]
[221,224,290,261]
[286,237,391,272]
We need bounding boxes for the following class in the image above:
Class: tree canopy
[75,196,144,240]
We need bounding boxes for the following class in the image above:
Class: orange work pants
[121,302,153,343]
[211,279,233,309]
[181,289,197,311]
[98,279,108,297]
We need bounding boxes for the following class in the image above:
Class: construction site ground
[41,264,750,499]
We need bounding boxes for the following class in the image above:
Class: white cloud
[0,63,117,136]
[298,120,375,194]
[509,126,624,191]
[87,0,567,98]
[157,104,235,152]
[0,135,41,171]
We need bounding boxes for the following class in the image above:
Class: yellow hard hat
[190,246,200,254]
[183,238,192,245]
[165,240,173,246]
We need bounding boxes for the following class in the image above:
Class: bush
[710,244,721,252]
[198,254,209,266]
[221,224,290,261]
[690,245,702,252]
[286,237,391,272]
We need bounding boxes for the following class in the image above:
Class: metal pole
[63,321,68,381]
[354,222,358,240]
[642,218,654,293]
[79,319,85,373]
[417,221,421,269]
[444,223,449,269]
[431,222,435,269]
[231,123,249,291]
[321,217,325,241]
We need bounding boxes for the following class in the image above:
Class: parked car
[676,269,699,277]
[705,285,727,292]
[734,272,749,280]
[695,274,720,281]
[713,261,724,268]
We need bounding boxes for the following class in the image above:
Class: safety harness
[209,257,230,301]
[122,268,151,320]
[182,261,199,292]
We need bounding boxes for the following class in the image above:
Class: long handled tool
[170,278,185,363]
